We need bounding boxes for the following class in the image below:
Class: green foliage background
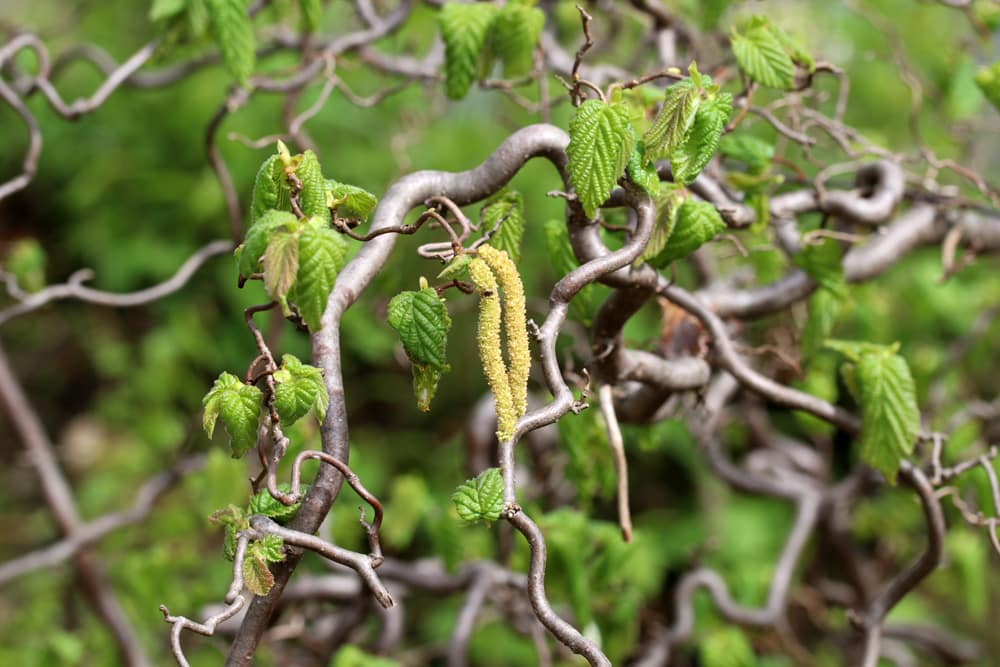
[0,0,998,664]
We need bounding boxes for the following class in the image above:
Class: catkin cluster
[469,246,530,441]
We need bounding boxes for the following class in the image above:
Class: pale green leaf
[248,483,308,523]
[975,61,1000,111]
[626,140,660,195]
[238,209,298,278]
[490,2,544,78]
[439,2,497,100]
[150,0,187,22]
[242,552,275,596]
[262,230,299,301]
[437,254,472,281]
[202,372,262,458]
[187,0,209,35]
[482,191,525,263]
[326,180,378,222]
[208,504,244,527]
[250,154,281,224]
[296,150,328,220]
[732,20,795,89]
[643,78,700,159]
[206,0,255,86]
[412,362,442,412]
[567,99,634,218]
[649,199,725,267]
[5,238,46,293]
[639,188,681,264]
[719,134,774,174]
[670,92,732,185]
[387,288,452,371]
[249,535,285,563]
[451,467,504,524]
[769,22,814,71]
[855,350,920,484]
[273,354,328,425]
[299,0,322,31]
[825,339,891,363]
[293,226,347,331]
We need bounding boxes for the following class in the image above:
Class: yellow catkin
[477,245,530,418]
[469,257,516,441]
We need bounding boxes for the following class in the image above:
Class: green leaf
[649,199,725,267]
[769,22,814,72]
[273,354,328,425]
[4,238,46,293]
[206,0,255,86]
[242,552,275,596]
[855,350,920,484]
[975,61,1000,112]
[202,372,262,458]
[824,339,891,363]
[643,78,700,159]
[731,19,795,89]
[326,180,378,222]
[700,627,756,667]
[794,238,845,292]
[439,2,497,100]
[544,219,597,324]
[670,92,732,185]
[249,535,285,563]
[238,209,298,278]
[437,254,472,281]
[801,287,845,360]
[208,504,244,527]
[412,363,443,412]
[451,468,504,524]
[331,645,402,667]
[626,140,660,196]
[299,0,321,31]
[293,226,348,331]
[295,150,328,220]
[387,288,452,371]
[490,2,544,78]
[250,154,281,224]
[719,134,774,174]
[150,0,187,22]
[567,99,634,218]
[639,188,681,264]
[262,230,299,301]
[482,191,525,263]
[249,484,306,523]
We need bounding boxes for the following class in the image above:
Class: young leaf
[439,2,497,100]
[150,0,187,21]
[295,150,328,220]
[437,254,473,281]
[643,78,700,159]
[719,134,774,174]
[490,1,545,78]
[208,504,245,527]
[670,92,732,185]
[238,209,298,278]
[202,372,262,458]
[855,350,920,484]
[249,484,307,523]
[567,99,634,218]
[482,191,525,263]
[649,199,725,267]
[801,287,846,360]
[206,0,255,86]
[299,0,322,31]
[5,238,46,293]
[387,288,452,371]
[242,552,275,596]
[249,535,285,563]
[262,230,299,301]
[326,180,378,222]
[639,189,681,264]
[824,339,890,363]
[975,61,1000,112]
[794,238,845,292]
[412,363,443,412]
[731,19,795,89]
[250,154,281,224]
[294,226,348,331]
[626,140,660,196]
[273,354,328,425]
[451,467,504,524]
